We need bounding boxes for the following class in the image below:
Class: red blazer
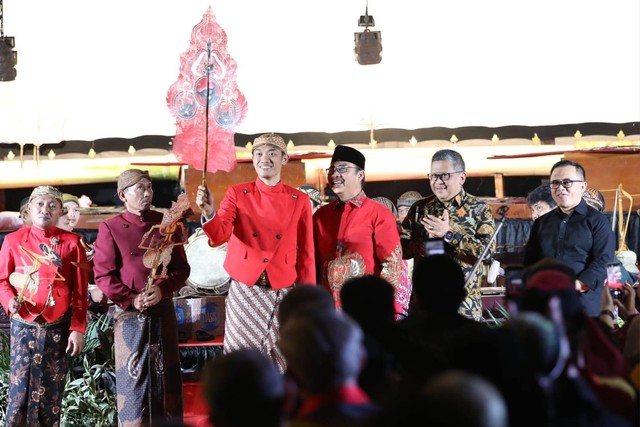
[93,210,190,310]
[313,192,403,313]
[0,226,88,333]
[202,179,315,289]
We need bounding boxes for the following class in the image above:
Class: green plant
[485,301,511,327]
[61,354,117,427]
[0,330,10,425]
[0,312,117,427]
[61,312,117,427]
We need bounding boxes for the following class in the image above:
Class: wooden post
[494,173,504,199]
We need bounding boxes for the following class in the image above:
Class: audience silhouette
[279,309,379,427]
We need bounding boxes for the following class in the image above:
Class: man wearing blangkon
[195,133,315,372]
[93,169,190,426]
[400,149,495,321]
[0,186,87,427]
[524,160,616,317]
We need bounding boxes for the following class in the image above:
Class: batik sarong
[5,317,70,427]
[223,280,291,372]
[113,299,183,427]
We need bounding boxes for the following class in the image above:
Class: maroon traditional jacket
[0,226,88,333]
[202,179,315,289]
[93,210,190,310]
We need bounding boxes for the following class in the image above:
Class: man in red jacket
[0,185,88,427]
[313,145,404,316]
[196,133,315,371]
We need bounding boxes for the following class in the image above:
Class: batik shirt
[313,191,404,314]
[400,189,495,321]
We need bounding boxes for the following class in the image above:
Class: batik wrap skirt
[5,316,70,427]
[113,298,183,427]
[223,280,291,372]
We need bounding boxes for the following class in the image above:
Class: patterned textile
[113,299,183,427]
[314,192,404,315]
[223,280,290,372]
[400,189,495,321]
[5,318,70,427]
[396,259,413,319]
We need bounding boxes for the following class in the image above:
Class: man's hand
[421,209,449,239]
[614,283,639,320]
[196,185,215,218]
[144,286,163,308]
[133,287,163,311]
[575,279,590,293]
[66,331,84,357]
[7,297,19,314]
[600,282,615,312]
[133,292,147,311]
[598,283,617,328]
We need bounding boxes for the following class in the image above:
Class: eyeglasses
[325,165,358,175]
[428,171,464,182]
[550,179,584,189]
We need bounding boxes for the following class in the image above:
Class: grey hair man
[400,149,495,321]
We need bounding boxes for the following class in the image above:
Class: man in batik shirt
[314,145,404,315]
[0,185,88,427]
[400,149,495,321]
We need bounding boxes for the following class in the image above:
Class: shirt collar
[122,209,154,223]
[29,225,58,239]
[255,177,284,193]
[555,198,588,218]
[334,190,367,209]
[451,188,465,207]
[570,198,589,216]
[439,188,465,208]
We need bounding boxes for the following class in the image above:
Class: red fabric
[526,270,575,291]
[202,179,315,288]
[93,210,190,310]
[296,385,371,419]
[313,193,403,313]
[0,226,88,333]
[183,382,212,427]
[580,316,636,421]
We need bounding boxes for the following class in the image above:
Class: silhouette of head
[422,370,508,427]
[277,284,335,327]
[341,275,395,335]
[412,254,466,314]
[278,310,365,393]
[203,348,285,427]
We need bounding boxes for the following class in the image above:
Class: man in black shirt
[524,160,616,317]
